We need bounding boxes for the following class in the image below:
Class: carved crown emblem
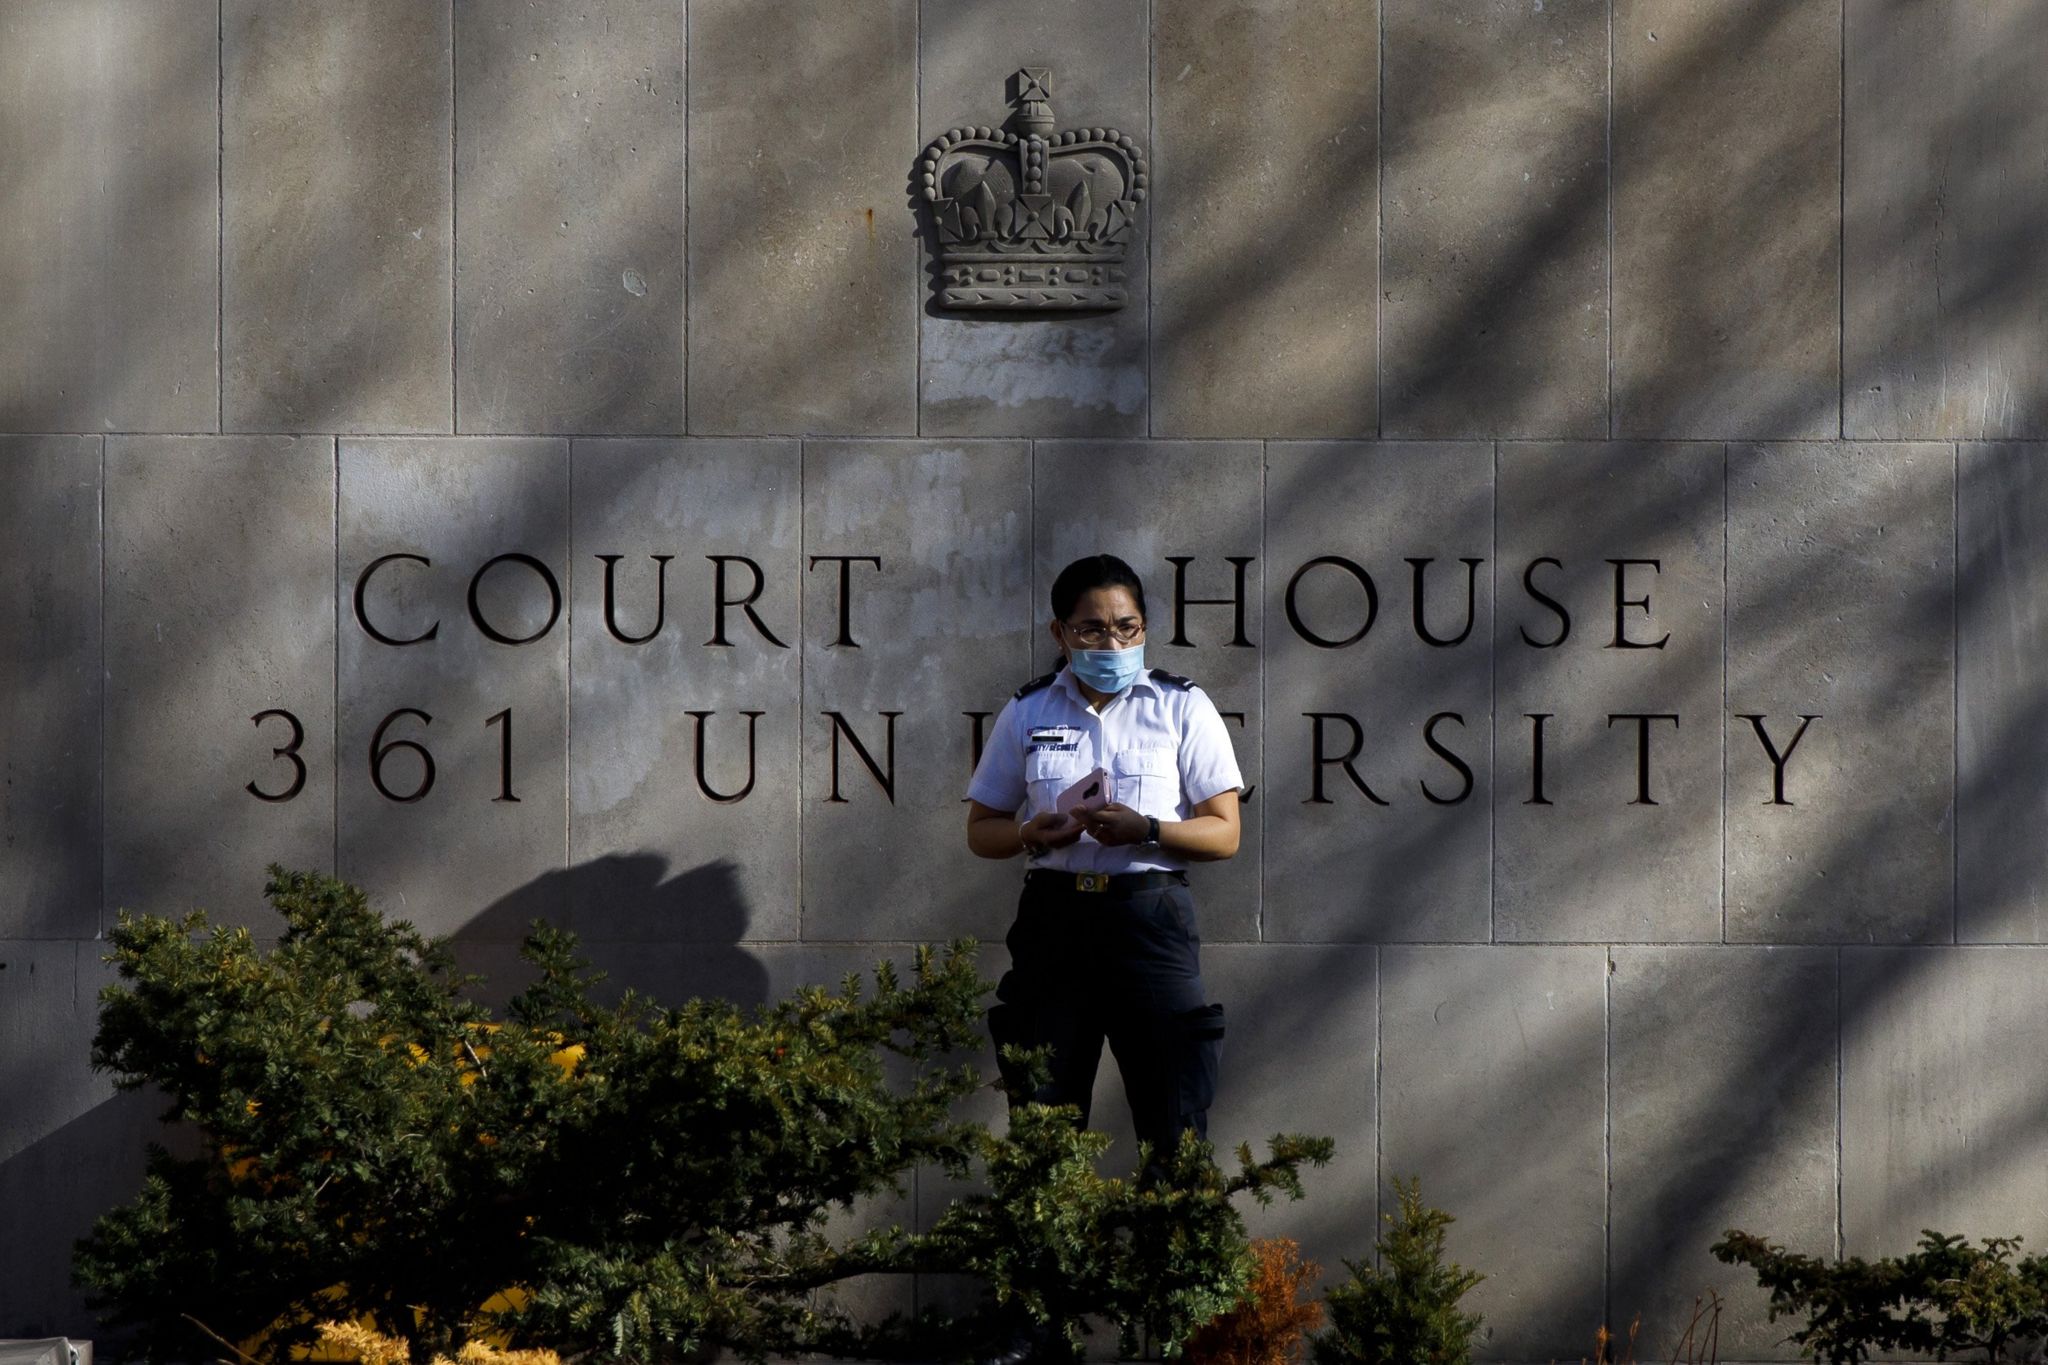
[919,69,1148,312]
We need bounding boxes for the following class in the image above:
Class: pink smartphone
[1054,766,1111,821]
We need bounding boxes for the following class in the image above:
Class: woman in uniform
[964,553,1242,1193]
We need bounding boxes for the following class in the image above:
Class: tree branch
[181,1312,265,1365]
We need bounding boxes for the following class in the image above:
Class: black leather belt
[1024,868,1188,895]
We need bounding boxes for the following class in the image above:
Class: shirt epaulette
[1149,668,1195,691]
[1014,671,1060,700]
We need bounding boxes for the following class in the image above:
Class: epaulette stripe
[1149,668,1194,690]
[1014,671,1058,699]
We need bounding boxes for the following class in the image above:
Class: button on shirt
[966,665,1245,874]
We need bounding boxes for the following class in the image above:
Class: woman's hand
[1077,793,1241,860]
[1081,801,1149,847]
[969,802,1079,859]
[1019,811,1085,854]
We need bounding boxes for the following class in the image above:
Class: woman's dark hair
[1049,554,1147,622]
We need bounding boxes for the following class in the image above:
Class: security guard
[964,554,1242,1195]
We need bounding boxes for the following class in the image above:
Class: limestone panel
[0,438,101,939]
[1264,443,1491,942]
[0,0,217,433]
[0,1086,160,1339]
[919,0,1149,438]
[1211,945,1377,1299]
[1609,947,1838,1360]
[223,0,452,433]
[688,0,917,435]
[569,439,801,943]
[1727,443,1953,944]
[105,436,335,929]
[1495,442,1723,943]
[1959,444,2048,942]
[0,944,165,1337]
[1613,0,1840,439]
[455,1,686,435]
[0,944,99,1166]
[1845,2,2048,439]
[1381,0,1606,439]
[1033,442,1264,942]
[337,439,568,939]
[1380,946,1605,1361]
[1153,0,1377,439]
[1843,948,2048,1252]
[800,441,1032,940]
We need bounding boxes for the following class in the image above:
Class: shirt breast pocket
[1026,749,1079,808]
[1111,745,1177,813]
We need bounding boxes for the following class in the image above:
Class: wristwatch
[1145,815,1160,846]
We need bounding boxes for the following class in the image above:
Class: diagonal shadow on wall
[4,0,2048,1359]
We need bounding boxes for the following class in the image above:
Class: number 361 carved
[246,707,521,805]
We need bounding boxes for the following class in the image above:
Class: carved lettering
[1408,558,1483,648]
[1284,556,1378,649]
[1607,558,1670,650]
[824,710,902,803]
[369,708,436,804]
[467,553,562,647]
[1525,712,1554,805]
[485,708,519,803]
[687,709,765,803]
[1302,712,1388,806]
[246,709,307,803]
[809,555,883,647]
[1608,712,1680,805]
[1420,711,1474,805]
[1167,555,1256,648]
[353,553,438,646]
[261,540,1835,820]
[965,711,993,774]
[596,554,673,645]
[1519,557,1570,648]
[707,555,790,648]
[1737,713,1820,805]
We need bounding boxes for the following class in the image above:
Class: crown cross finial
[918,69,1148,311]
[1011,68,1055,139]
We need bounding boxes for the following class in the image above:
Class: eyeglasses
[1062,618,1145,648]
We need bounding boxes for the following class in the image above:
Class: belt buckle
[1075,872,1108,893]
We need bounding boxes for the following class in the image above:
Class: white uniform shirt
[966,663,1245,874]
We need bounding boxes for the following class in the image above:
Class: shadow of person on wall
[452,852,770,1012]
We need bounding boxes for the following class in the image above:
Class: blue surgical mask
[1068,645,1146,694]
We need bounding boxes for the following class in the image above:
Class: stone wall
[4,1,2047,1360]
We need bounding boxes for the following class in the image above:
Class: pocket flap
[1026,749,1079,783]
[1175,1001,1226,1039]
[1113,746,1176,778]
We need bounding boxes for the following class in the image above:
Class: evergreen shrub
[1714,1228,2048,1365]
[1308,1177,1486,1365]
[74,867,1333,1365]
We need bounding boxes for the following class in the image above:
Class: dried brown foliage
[1184,1237,1327,1365]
